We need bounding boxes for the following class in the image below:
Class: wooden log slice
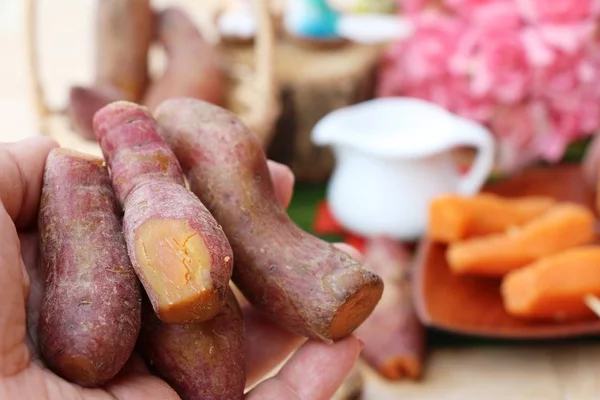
[268,39,384,182]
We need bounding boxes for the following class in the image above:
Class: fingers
[0,137,57,375]
[243,306,305,389]
[241,243,363,388]
[246,336,363,400]
[0,209,30,376]
[267,160,295,209]
[0,137,58,229]
[101,354,181,400]
[19,232,43,352]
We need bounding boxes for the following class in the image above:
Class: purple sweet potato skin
[93,101,234,324]
[67,85,128,141]
[154,98,383,342]
[38,148,141,387]
[143,7,225,110]
[93,102,185,204]
[354,237,426,381]
[139,289,245,400]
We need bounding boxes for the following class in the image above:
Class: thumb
[0,208,30,376]
[0,137,58,376]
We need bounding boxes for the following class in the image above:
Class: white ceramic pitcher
[312,97,496,240]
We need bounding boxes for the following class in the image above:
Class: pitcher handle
[453,118,496,195]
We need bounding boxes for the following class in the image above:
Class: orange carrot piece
[428,193,556,243]
[501,246,600,321]
[447,203,595,277]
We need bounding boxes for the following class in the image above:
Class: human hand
[0,137,363,399]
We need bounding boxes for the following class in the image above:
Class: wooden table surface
[3,1,600,398]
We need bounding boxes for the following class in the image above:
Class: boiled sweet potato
[154,98,383,343]
[447,203,595,277]
[139,289,245,400]
[502,246,600,321]
[38,148,141,387]
[428,193,556,243]
[93,101,234,324]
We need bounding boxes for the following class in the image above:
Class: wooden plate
[413,164,600,339]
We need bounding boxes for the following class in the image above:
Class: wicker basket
[26,0,280,156]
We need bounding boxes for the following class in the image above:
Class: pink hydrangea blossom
[468,0,522,29]
[378,0,600,170]
[381,12,465,85]
[443,0,517,19]
[462,29,530,103]
[516,0,599,24]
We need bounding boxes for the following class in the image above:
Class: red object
[313,201,345,235]
[342,234,367,255]
[312,200,368,254]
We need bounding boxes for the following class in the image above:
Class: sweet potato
[447,203,595,277]
[93,101,233,324]
[67,85,127,141]
[502,246,600,321]
[37,148,141,387]
[354,237,426,381]
[428,193,556,243]
[154,98,383,342]
[143,8,225,110]
[139,288,245,400]
[95,0,153,100]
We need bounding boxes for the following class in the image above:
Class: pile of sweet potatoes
[36,98,383,399]
[68,0,225,141]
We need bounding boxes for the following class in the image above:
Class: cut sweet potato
[447,203,595,277]
[501,246,600,321]
[93,101,234,324]
[154,98,383,342]
[428,193,556,243]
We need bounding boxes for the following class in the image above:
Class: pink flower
[443,0,519,19]
[534,95,600,162]
[446,76,495,122]
[472,31,531,103]
[537,22,596,53]
[491,103,540,146]
[516,0,599,24]
[532,50,591,97]
[521,27,556,67]
[469,1,522,30]
[382,12,465,85]
[450,13,530,103]
[378,0,600,169]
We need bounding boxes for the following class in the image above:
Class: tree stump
[267,39,384,183]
